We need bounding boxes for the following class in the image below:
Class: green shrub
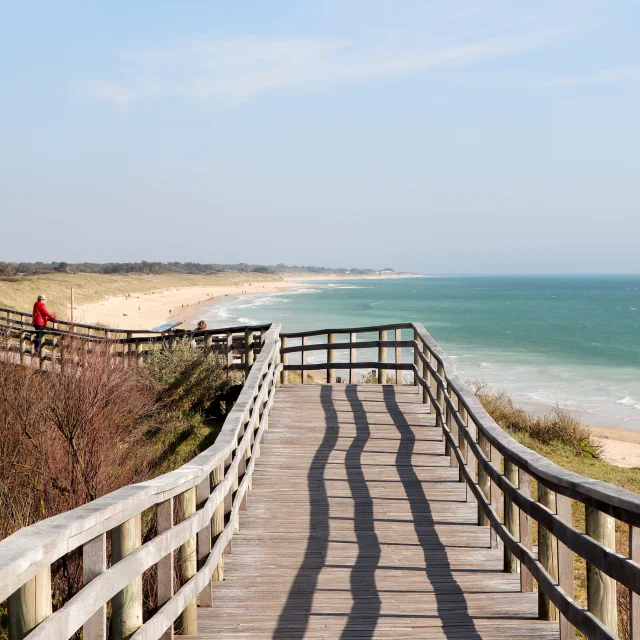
[144,339,238,413]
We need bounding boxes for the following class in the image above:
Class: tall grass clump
[471,381,600,457]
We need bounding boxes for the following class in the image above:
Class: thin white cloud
[90,28,573,107]
[88,0,621,107]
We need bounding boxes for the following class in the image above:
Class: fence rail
[0,322,282,639]
[0,309,270,376]
[280,322,640,640]
[0,319,638,639]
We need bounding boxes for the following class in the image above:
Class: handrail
[2,319,638,639]
[0,322,281,639]
[280,322,640,639]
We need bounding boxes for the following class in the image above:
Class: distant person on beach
[31,295,56,354]
[191,320,207,347]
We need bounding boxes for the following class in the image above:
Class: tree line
[0,261,379,277]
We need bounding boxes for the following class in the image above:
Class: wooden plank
[192,384,559,640]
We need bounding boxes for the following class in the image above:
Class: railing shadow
[338,384,382,639]
[272,384,339,638]
[383,384,482,639]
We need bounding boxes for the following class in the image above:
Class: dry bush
[0,338,158,614]
[470,380,599,456]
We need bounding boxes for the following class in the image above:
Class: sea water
[198,276,640,429]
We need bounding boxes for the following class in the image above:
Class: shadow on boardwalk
[273,384,480,639]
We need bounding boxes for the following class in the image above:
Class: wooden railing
[0,307,270,375]
[281,322,640,640]
[0,323,282,639]
[1,320,639,639]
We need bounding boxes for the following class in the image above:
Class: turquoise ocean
[199,276,640,429]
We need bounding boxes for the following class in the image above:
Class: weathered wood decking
[197,384,559,639]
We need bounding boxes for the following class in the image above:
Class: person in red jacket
[32,295,56,354]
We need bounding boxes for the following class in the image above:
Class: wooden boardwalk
[196,384,559,639]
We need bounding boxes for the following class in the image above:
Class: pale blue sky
[1,1,639,273]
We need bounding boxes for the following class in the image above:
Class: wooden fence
[0,323,282,639]
[0,320,639,639]
[0,307,270,375]
[280,322,640,640]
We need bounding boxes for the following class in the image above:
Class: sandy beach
[74,272,422,331]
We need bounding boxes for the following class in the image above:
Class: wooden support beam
[327,333,336,383]
[176,488,197,636]
[8,568,52,640]
[490,444,503,550]
[156,498,174,640]
[301,336,307,384]
[538,484,559,621]
[395,328,402,384]
[378,329,387,383]
[244,328,254,377]
[504,459,520,573]
[557,493,576,640]
[111,515,143,640]
[478,432,491,527]
[197,474,213,608]
[83,534,107,640]
[518,468,534,592]
[349,332,356,384]
[281,336,288,385]
[586,506,618,634]
[212,464,225,583]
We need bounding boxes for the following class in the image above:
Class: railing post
[631,525,640,639]
[327,332,336,383]
[478,432,490,526]
[378,329,387,383]
[518,469,534,591]
[281,336,288,385]
[19,331,26,365]
[83,534,107,640]
[503,458,520,573]
[490,444,503,550]
[244,328,254,377]
[111,514,143,639]
[157,498,174,640]
[448,392,458,469]
[275,339,282,388]
[395,328,401,384]
[586,506,618,633]
[8,567,52,640]
[349,332,356,384]
[301,336,307,384]
[458,402,468,482]
[413,329,420,387]
[212,463,226,582]
[538,484,559,621]
[557,494,576,640]
[226,331,233,377]
[176,487,197,635]
[197,473,213,608]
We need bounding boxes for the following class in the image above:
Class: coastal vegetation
[474,383,639,639]
[0,336,234,635]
